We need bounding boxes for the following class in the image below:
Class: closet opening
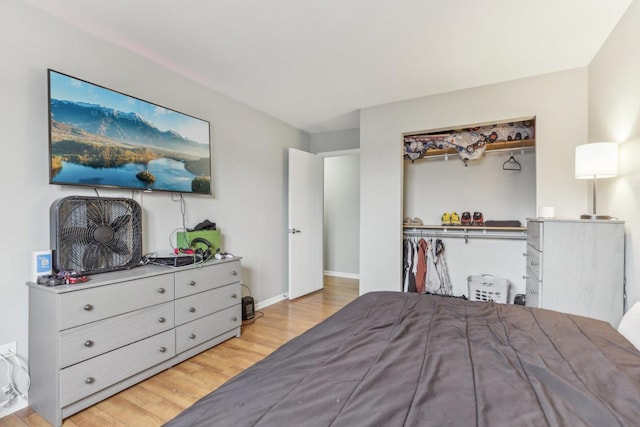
[402,117,536,302]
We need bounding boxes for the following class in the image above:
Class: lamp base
[580,214,614,220]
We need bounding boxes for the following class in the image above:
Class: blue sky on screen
[49,71,209,145]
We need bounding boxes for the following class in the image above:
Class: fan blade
[109,214,131,233]
[86,202,106,225]
[108,239,130,256]
[61,226,93,243]
[82,244,101,270]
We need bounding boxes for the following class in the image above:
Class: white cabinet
[525,219,624,326]
[27,259,241,427]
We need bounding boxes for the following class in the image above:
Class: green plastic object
[176,230,221,254]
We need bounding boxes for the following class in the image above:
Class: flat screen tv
[48,69,212,195]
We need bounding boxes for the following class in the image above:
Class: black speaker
[242,296,255,320]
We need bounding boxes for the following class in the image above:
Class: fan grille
[51,196,142,274]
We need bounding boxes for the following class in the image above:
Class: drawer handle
[158,287,166,294]
[189,333,196,339]
[159,346,167,353]
[189,307,196,313]
[189,280,196,286]
[84,340,94,347]
[158,317,166,323]
[231,316,238,322]
[85,377,95,384]
[83,304,93,311]
[231,270,238,276]
[231,293,238,299]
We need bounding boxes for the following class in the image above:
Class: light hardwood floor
[1,276,359,427]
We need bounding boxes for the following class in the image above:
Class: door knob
[289,228,301,234]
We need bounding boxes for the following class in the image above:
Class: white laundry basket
[467,274,510,304]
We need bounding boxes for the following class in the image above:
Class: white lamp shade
[575,142,618,179]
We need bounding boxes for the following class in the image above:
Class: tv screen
[48,70,212,195]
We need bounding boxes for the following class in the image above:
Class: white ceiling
[23,0,633,133]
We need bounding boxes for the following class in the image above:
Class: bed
[164,291,640,426]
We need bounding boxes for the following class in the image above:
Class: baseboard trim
[323,270,360,280]
[255,293,288,310]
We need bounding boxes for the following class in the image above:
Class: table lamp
[575,142,618,219]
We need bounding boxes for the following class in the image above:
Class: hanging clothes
[425,241,440,293]
[426,239,453,296]
[415,238,428,293]
[403,238,417,292]
[403,236,453,296]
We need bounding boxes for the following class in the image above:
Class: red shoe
[461,212,471,226]
[472,212,484,226]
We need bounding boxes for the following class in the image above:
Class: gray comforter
[165,291,640,426]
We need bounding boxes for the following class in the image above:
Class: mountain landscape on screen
[49,98,211,194]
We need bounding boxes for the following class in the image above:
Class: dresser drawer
[59,301,175,368]
[59,275,175,330]
[525,268,541,308]
[60,330,175,407]
[525,246,542,280]
[527,221,543,251]
[175,282,241,326]
[175,305,241,353]
[175,260,241,298]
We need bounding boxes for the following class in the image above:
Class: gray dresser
[525,219,624,326]
[27,258,242,427]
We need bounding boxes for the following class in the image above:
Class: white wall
[404,150,536,225]
[360,69,589,294]
[589,0,640,309]
[323,154,360,276]
[0,1,309,361]
[310,128,360,153]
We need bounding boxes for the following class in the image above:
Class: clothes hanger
[502,152,521,171]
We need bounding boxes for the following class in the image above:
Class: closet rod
[403,229,527,243]
[417,145,534,161]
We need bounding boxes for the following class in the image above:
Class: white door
[288,148,324,300]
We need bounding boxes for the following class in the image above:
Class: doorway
[321,150,360,281]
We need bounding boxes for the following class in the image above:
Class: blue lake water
[52,158,200,192]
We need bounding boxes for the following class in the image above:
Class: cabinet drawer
[525,268,541,308]
[60,330,175,407]
[525,247,542,280]
[175,282,241,326]
[175,305,241,353]
[59,301,175,368]
[59,275,174,330]
[527,221,543,251]
[175,260,241,298]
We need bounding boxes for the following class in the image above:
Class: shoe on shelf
[472,212,484,226]
[441,212,451,226]
[411,217,423,226]
[450,212,461,226]
[461,212,471,226]
[403,217,411,226]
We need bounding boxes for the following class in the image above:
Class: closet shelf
[403,225,527,243]
[417,139,535,158]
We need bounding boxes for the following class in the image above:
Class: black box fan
[50,196,142,275]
